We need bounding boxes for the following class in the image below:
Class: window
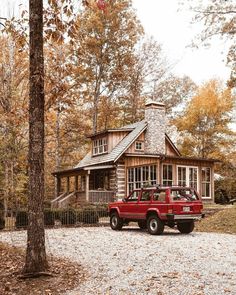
[92,170,110,190]
[177,166,198,190]
[135,141,144,151]
[178,167,187,186]
[170,188,199,201]
[93,137,108,155]
[127,165,157,194]
[202,167,211,198]
[162,164,173,186]
[153,190,166,202]
[127,190,139,202]
[189,167,198,190]
[140,190,152,201]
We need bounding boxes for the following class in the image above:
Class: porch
[51,166,116,208]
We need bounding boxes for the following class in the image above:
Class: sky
[0,0,232,85]
[132,0,231,85]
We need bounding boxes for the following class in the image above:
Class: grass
[196,204,236,234]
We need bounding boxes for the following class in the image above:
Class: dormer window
[93,137,108,155]
[135,141,144,151]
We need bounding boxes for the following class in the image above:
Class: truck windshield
[170,189,199,201]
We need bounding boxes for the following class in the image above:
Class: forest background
[0,0,235,211]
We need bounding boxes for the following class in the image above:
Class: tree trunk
[24,0,48,274]
[93,94,99,134]
[55,103,61,170]
[3,162,9,219]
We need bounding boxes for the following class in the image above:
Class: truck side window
[153,190,166,202]
[140,190,151,201]
[127,191,139,202]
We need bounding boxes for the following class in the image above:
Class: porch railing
[51,190,115,208]
[89,190,115,203]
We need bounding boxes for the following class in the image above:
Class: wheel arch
[146,209,161,220]
[109,207,120,217]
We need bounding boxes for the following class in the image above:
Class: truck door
[119,190,140,219]
[138,189,153,219]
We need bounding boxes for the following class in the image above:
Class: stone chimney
[144,100,166,154]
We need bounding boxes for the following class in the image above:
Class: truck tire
[147,214,164,235]
[110,212,123,230]
[138,220,147,229]
[177,221,194,234]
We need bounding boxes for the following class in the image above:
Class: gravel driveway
[1,227,236,295]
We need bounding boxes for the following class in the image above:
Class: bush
[98,207,109,218]
[44,210,55,226]
[0,216,5,230]
[16,211,28,228]
[77,208,99,224]
[60,209,76,225]
[53,209,62,220]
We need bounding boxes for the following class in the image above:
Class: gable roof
[165,133,181,156]
[75,120,148,168]
[86,121,143,138]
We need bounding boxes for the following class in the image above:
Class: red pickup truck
[108,186,204,235]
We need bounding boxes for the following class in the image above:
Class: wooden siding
[125,156,159,167]
[116,160,125,198]
[108,131,129,153]
[125,133,145,154]
[165,139,179,156]
[110,169,116,191]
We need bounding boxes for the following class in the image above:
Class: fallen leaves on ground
[0,242,87,295]
[196,205,236,234]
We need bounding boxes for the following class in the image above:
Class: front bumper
[167,214,203,221]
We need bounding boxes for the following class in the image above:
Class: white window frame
[177,165,199,191]
[201,167,211,199]
[135,141,144,151]
[92,137,108,156]
[127,165,158,194]
[162,164,173,186]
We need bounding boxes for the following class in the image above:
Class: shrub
[78,208,99,224]
[98,207,109,218]
[16,211,28,228]
[0,216,5,230]
[44,210,55,226]
[60,209,76,225]
[53,209,62,220]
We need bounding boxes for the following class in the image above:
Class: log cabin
[52,101,217,208]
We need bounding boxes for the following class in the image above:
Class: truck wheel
[177,221,194,234]
[138,220,147,229]
[110,212,123,230]
[147,215,164,235]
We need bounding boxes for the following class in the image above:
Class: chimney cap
[145,100,165,109]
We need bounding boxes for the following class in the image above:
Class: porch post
[211,165,215,203]
[66,176,70,193]
[75,175,79,191]
[86,170,90,202]
[56,176,61,197]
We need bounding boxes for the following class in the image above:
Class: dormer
[88,128,130,157]
[92,136,108,156]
